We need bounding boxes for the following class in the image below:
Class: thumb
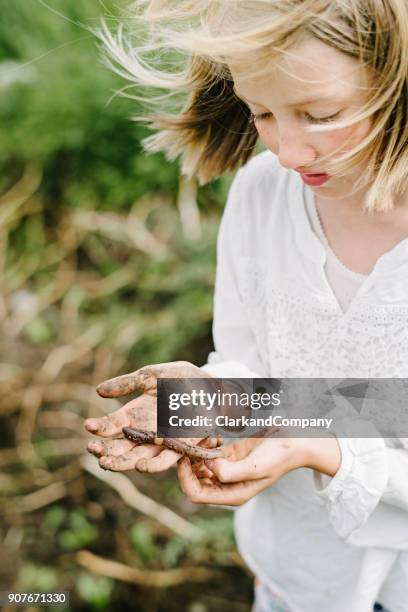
[96,365,159,398]
[205,456,262,483]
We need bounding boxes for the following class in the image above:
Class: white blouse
[200,150,408,612]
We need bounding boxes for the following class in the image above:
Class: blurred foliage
[0,0,180,209]
[0,0,235,374]
[130,515,236,569]
[0,1,255,610]
[0,0,231,209]
[76,573,114,610]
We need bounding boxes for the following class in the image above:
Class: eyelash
[250,111,340,124]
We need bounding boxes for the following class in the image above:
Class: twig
[0,382,113,419]
[0,459,81,493]
[7,261,77,336]
[41,382,108,404]
[77,550,216,587]
[16,384,47,447]
[80,453,202,539]
[87,345,116,419]
[17,481,67,512]
[0,439,85,468]
[71,209,168,259]
[37,409,85,430]
[40,323,105,381]
[0,163,42,225]
[72,267,135,298]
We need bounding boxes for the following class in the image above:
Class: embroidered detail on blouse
[238,257,408,378]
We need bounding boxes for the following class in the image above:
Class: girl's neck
[315,188,408,228]
[314,191,408,275]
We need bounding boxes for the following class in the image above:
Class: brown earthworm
[122,427,225,459]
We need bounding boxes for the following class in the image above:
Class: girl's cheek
[324,119,372,154]
[254,124,279,155]
[322,129,352,157]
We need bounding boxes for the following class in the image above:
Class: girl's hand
[84,361,215,473]
[177,431,341,506]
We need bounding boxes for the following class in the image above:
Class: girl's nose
[277,135,316,172]
[259,123,316,171]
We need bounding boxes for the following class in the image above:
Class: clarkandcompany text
[168,415,334,429]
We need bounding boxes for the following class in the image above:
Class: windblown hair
[96,0,408,212]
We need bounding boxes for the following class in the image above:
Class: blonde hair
[96,0,408,213]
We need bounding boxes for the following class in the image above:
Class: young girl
[84,1,408,610]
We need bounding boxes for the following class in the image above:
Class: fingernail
[96,375,135,398]
[87,441,101,455]
[84,418,99,433]
[96,381,111,397]
[99,457,112,470]
[136,459,148,472]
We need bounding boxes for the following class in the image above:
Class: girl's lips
[299,172,330,186]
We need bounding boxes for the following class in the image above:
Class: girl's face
[229,36,374,204]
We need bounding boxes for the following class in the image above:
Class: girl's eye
[304,111,340,123]
[250,111,340,124]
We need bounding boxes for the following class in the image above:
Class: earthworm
[122,427,225,459]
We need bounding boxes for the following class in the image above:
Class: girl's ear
[142,57,259,184]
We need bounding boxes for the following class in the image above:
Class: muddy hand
[84,360,217,473]
[94,360,213,399]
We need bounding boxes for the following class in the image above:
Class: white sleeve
[312,415,408,547]
[199,169,267,512]
[382,443,408,510]
[199,169,266,381]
